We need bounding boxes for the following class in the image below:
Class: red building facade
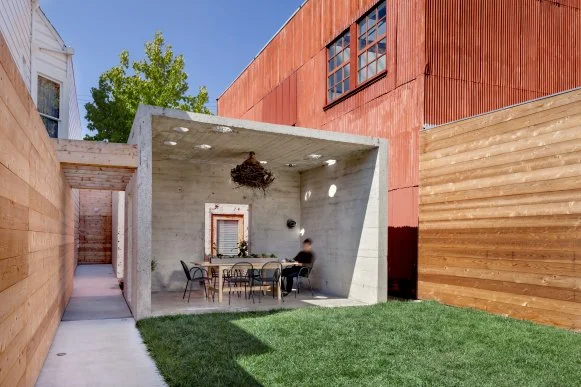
[217,0,581,298]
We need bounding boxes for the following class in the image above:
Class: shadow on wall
[137,311,285,386]
[388,226,418,299]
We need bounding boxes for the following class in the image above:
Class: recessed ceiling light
[307,154,322,160]
[164,140,177,146]
[195,144,212,150]
[173,126,189,133]
[213,125,232,133]
[259,160,268,164]
[287,163,297,167]
[326,159,337,166]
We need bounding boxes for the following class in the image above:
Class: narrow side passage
[62,265,131,320]
[36,265,166,387]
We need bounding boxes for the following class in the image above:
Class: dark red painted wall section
[217,0,581,299]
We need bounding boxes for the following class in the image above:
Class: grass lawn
[137,301,581,386]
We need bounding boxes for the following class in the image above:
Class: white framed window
[37,75,61,138]
[204,203,249,256]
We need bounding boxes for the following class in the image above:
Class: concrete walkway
[36,265,166,387]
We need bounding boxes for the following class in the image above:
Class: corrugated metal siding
[218,0,426,299]
[425,0,581,125]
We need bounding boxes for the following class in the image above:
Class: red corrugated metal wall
[218,0,425,298]
[217,0,581,299]
[425,0,581,124]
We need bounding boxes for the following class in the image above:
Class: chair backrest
[190,267,208,280]
[299,265,313,277]
[260,261,282,280]
[230,262,254,279]
[180,260,192,281]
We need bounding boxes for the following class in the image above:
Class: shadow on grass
[137,310,287,387]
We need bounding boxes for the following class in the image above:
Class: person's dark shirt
[294,251,314,264]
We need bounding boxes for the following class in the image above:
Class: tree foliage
[84,32,211,143]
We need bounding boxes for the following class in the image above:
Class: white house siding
[66,59,82,139]
[0,0,32,89]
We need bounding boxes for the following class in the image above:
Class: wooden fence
[418,89,581,329]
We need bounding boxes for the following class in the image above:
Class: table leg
[218,267,223,303]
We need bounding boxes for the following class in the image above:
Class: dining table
[194,260,302,303]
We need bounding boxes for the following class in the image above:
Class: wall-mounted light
[173,126,189,133]
[307,154,322,160]
[260,160,268,164]
[328,184,337,198]
[286,219,296,229]
[326,159,336,166]
[164,140,177,146]
[304,190,311,201]
[287,163,297,167]
[195,144,212,150]
[300,228,305,236]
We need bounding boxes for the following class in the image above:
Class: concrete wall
[111,191,125,278]
[300,149,388,303]
[151,160,301,292]
[78,190,112,264]
[0,30,75,386]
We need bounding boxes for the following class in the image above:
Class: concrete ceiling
[151,114,379,172]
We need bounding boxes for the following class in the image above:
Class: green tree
[84,32,211,143]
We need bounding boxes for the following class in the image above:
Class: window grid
[37,76,61,138]
[327,31,351,102]
[357,1,387,85]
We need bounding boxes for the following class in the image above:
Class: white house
[0,0,81,140]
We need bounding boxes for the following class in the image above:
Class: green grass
[137,301,581,387]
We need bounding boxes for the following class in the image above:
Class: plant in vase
[238,240,249,258]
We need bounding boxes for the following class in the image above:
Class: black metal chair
[224,262,254,305]
[290,266,314,298]
[180,260,211,302]
[255,261,283,303]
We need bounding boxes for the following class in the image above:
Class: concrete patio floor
[151,287,369,317]
[36,265,166,387]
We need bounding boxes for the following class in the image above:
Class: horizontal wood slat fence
[419,89,581,329]
[0,33,75,385]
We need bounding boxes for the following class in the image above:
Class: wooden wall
[78,190,112,264]
[418,89,581,329]
[0,32,75,386]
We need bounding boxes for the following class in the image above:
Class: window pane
[358,53,367,69]
[358,69,366,84]
[368,27,377,44]
[368,44,377,62]
[378,38,387,55]
[378,20,386,36]
[217,220,240,255]
[344,64,350,77]
[41,116,58,138]
[343,79,350,92]
[368,61,377,77]
[368,10,377,25]
[358,18,367,34]
[328,74,334,88]
[328,90,333,101]
[329,45,335,57]
[378,55,386,72]
[37,76,60,118]
[344,47,350,60]
[329,58,335,71]
[358,35,367,50]
[344,32,350,46]
[378,1,386,19]
[336,82,343,94]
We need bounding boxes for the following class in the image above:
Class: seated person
[282,239,314,296]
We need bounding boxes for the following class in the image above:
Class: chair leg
[308,277,314,296]
[183,280,189,300]
[187,281,193,302]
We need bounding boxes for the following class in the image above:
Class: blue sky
[40,0,304,137]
